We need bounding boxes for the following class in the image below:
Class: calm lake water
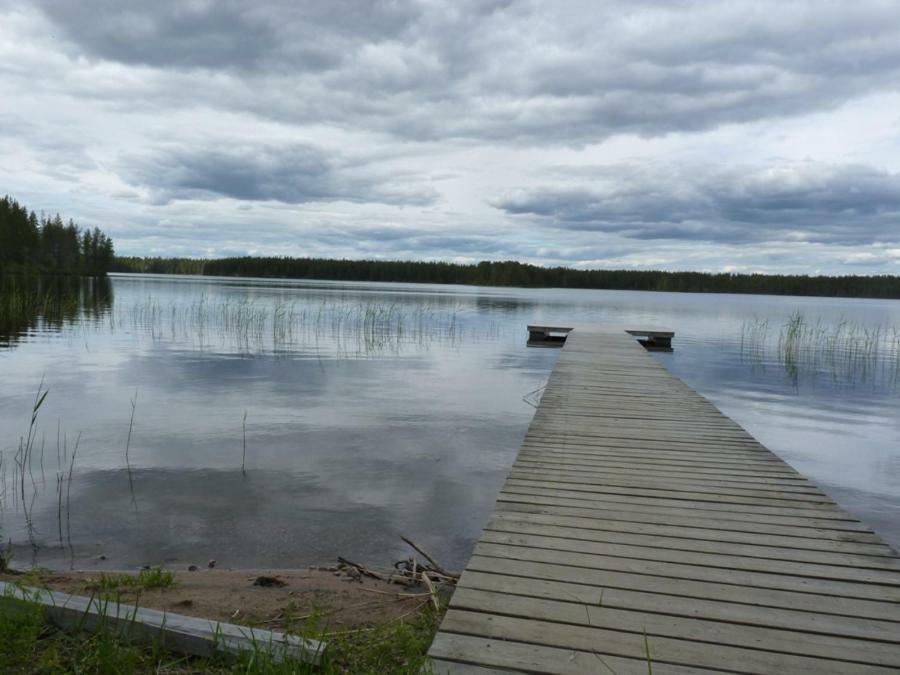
[2,273,899,571]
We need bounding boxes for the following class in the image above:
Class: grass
[1,276,502,356]
[114,296,476,355]
[0,577,445,674]
[740,312,900,386]
[84,567,178,593]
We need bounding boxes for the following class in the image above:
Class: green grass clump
[0,581,445,674]
[86,567,177,593]
[324,606,442,674]
[0,590,161,674]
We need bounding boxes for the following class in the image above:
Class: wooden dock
[427,325,900,674]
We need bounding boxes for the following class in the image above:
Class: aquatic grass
[0,276,113,347]
[11,379,49,551]
[741,312,900,386]
[6,280,500,356]
[242,409,248,476]
[111,295,484,356]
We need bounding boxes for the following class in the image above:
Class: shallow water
[1,274,899,570]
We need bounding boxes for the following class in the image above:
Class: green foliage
[0,540,11,573]
[0,584,444,674]
[0,588,184,673]
[0,195,115,276]
[85,568,177,592]
[323,605,442,674]
[113,255,900,299]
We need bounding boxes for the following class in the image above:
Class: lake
[1,273,899,571]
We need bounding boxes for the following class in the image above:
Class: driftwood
[336,536,460,594]
[336,556,386,581]
[400,536,460,581]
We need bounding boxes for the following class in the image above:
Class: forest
[112,255,900,299]
[4,191,896,298]
[0,195,115,276]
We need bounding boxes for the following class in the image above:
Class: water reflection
[1,274,899,571]
[0,276,112,347]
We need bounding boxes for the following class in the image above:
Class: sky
[2,0,900,274]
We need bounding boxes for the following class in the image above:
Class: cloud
[28,1,900,144]
[494,162,900,245]
[33,0,420,72]
[4,1,900,273]
[119,142,437,206]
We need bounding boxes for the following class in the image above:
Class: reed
[0,276,113,346]
[125,390,138,509]
[66,432,81,556]
[12,379,48,549]
[113,296,475,355]
[242,409,248,476]
[741,312,900,386]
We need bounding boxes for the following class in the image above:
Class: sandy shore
[1,566,437,633]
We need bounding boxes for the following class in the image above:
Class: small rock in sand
[253,575,286,588]
[188,564,198,571]
[207,560,216,569]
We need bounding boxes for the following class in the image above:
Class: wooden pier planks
[427,326,900,674]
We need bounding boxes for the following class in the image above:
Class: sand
[1,566,437,633]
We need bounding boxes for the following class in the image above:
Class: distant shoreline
[111,255,900,300]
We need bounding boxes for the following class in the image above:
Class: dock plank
[427,326,900,673]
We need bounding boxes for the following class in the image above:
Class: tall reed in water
[742,312,900,386]
[242,410,248,476]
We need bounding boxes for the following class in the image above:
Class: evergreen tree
[0,196,115,276]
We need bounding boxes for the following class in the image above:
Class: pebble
[187,564,198,572]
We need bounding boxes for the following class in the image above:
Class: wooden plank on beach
[427,325,900,674]
[0,580,324,665]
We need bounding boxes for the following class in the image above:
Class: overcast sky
[3,0,900,273]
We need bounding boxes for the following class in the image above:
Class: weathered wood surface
[0,579,324,665]
[428,326,900,674]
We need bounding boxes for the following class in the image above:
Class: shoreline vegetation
[1,565,445,673]
[113,255,900,299]
[1,196,115,277]
[4,193,899,299]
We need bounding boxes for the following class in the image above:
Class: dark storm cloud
[35,0,420,71]
[495,163,900,245]
[119,143,437,206]
[31,0,900,143]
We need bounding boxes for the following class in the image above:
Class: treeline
[112,256,900,299]
[1,196,115,275]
